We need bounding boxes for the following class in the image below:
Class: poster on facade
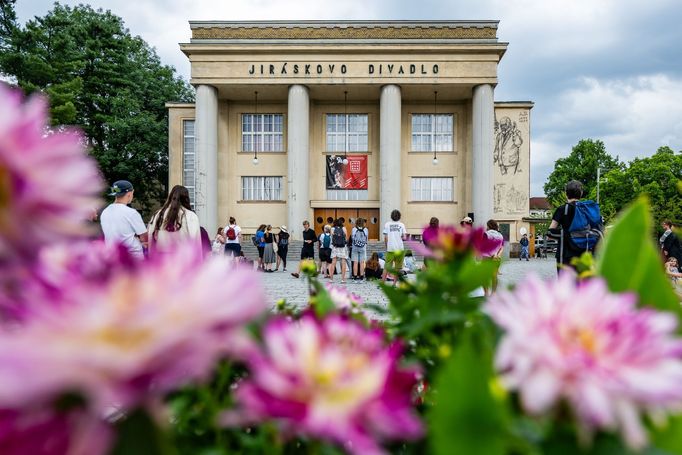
[325,155,368,189]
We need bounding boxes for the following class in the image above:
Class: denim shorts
[351,247,367,262]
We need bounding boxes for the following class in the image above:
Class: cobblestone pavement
[257,257,557,308]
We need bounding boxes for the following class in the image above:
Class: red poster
[326,155,368,190]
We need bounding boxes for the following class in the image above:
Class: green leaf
[458,257,499,293]
[308,276,336,317]
[111,408,177,455]
[596,197,682,321]
[427,325,507,455]
[650,414,682,454]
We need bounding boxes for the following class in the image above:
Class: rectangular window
[410,177,454,202]
[242,114,284,152]
[411,114,454,152]
[326,114,368,152]
[182,120,196,204]
[241,176,283,201]
[325,189,369,201]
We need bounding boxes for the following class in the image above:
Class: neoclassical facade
[167,20,533,242]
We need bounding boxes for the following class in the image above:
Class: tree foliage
[0,2,193,216]
[544,138,682,228]
[599,146,682,226]
[543,139,622,207]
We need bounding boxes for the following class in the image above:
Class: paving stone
[257,257,557,308]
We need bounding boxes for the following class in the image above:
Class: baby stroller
[535,238,547,259]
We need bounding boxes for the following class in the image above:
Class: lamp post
[252,91,259,165]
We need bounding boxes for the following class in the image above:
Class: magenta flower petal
[0,84,103,263]
[416,225,501,261]
[0,244,267,413]
[485,273,682,449]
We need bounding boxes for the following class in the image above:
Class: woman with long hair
[275,225,289,271]
[147,185,201,256]
[365,252,383,280]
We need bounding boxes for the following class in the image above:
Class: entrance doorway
[313,209,380,240]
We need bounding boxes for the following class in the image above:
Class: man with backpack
[318,224,333,278]
[548,180,604,273]
[351,218,368,280]
[329,218,349,283]
[223,216,241,257]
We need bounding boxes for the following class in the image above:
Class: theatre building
[166,20,533,243]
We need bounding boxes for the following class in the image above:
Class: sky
[15,0,682,197]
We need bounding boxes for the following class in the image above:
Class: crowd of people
[99,177,681,296]
[98,179,508,286]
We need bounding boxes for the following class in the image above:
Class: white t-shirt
[383,221,406,252]
[100,203,147,258]
[148,207,201,255]
[223,224,241,244]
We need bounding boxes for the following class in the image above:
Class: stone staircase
[239,238,423,262]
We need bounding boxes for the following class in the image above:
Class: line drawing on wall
[494,116,524,175]
[494,183,527,214]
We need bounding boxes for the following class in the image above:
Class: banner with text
[325,155,368,190]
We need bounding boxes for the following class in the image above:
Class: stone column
[287,85,310,240]
[194,85,219,235]
[380,84,402,225]
[472,84,494,226]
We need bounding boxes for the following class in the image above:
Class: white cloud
[14,0,682,198]
[530,74,682,195]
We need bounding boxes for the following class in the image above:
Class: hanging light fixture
[432,90,439,165]
[252,90,259,165]
[342,90,349,165]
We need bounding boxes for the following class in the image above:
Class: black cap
[109,180,134,197]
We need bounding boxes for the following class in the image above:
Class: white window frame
[182,119,196,204]
[410,177,454,202]
[242,114,284,152]
[411,114,454,152]
[325,189,369,201]
[241,176,284,201]
[326,113,369,153]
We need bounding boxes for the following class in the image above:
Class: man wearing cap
[100,180,148,259]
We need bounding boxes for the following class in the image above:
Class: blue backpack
[565,200,604,251]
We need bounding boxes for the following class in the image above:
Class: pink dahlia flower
[325,283,366,315]
[231,313,423,454]
[414,225,502,261]
[0,245,267,413]
[0,84,103,262]
[485,273,682,449]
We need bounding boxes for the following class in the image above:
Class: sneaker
[291,272,299,278]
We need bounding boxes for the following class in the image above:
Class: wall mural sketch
[493,116,524,175]
[492,106,531,221]
[494,183,527,215]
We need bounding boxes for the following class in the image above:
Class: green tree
[543,139,622,207]
[599,147,682,227]
[0,3,193,216]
